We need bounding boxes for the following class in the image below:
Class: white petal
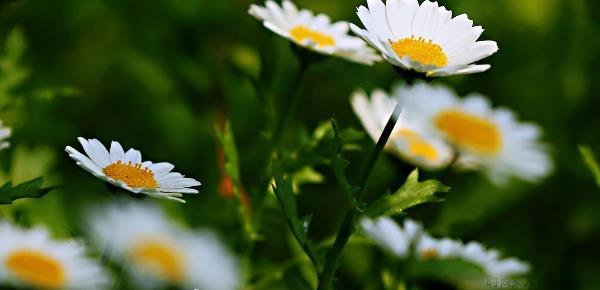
[109,141,125,163]
[410,0,439,39]
[157,187,199,194]
[77,138,110,168]
[452,40,498,66]
[265,0,288,29]
[434,14,474,54]
[66,146,103,176]
[386,0,419,39]
[124,148,142,164]
[150,162,175,177]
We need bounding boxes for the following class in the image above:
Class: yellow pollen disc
[103,160,158,189]
[290,25,336,47]
[5,250,66,289]
[390,36,448,68]
[421,248,439,260]
[436,110,502,154]
[130,240,184,283]
[394,129,438,161]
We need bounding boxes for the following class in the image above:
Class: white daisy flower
[65,138,201,203]
[362,218,530,279]
[415,233,461,260]
[249,0,381,65]
[351,88,454,169]
[350,0,498,76]
[0,222,109,290]
[396,83,553,184]
[88,202,241,290]
[0,121,11,150]
[360,217,422,258]
[460,241,530,278]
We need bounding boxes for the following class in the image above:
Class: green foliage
[330,119,363,205]
[366,170,449,217]
[0,177,56,205]
[0,27,29,106]
[405,259,487,285]
[215,121,258,241]
[579,145,600,187]
[272,159,321,272]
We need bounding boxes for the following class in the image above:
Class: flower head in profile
[65,138,201,203]
[351,88,453,169]
[361,217,530,279]
[0,222,109,290]
[397,83,553,184]
[249,0,381,65]
[350,0,498,76]
[0,121,11,151]
[88,201,241,290]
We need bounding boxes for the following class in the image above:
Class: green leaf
[272,159,321,271]
[579,145,600,187]
[330,119,360,205]
[215,122,258,240]
[366,170,449,217]
[0,177,57,205]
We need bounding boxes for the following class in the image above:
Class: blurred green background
[0,0,598,289]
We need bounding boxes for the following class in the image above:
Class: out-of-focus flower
[360,217,422,258]
[88,202,241,290]
[65,138,201,203]
[415,233,461,260]
[350,0,498,76]
[249,0,381,65]
[0,121,11,150]
[460,241,530,278]
[0,222,109,290]
[351,89,454,169]
[360,217,530,278]
[397,83,552,184]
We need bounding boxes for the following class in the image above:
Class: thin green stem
[317,100,403,290]
[271,61,309,147]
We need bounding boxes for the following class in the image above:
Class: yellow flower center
[290,25,336,47]
[390,36,448,68]
[394,129,438,161]
[5,250,66,289]
[435,110,502,154]
[420,248,438,260]
[129,240,184,283]
[103,160,158,189]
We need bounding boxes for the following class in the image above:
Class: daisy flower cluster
[361,217,530,279]
[0,0,562,289]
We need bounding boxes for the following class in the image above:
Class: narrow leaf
[579,145,600,187]
[0,177,57,205]
[330,119,358,205]
[272,159,321,270]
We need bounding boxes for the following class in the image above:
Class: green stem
[317,100,403,290]
[271,60,309,147]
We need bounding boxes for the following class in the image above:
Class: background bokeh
[0,0,598,289]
